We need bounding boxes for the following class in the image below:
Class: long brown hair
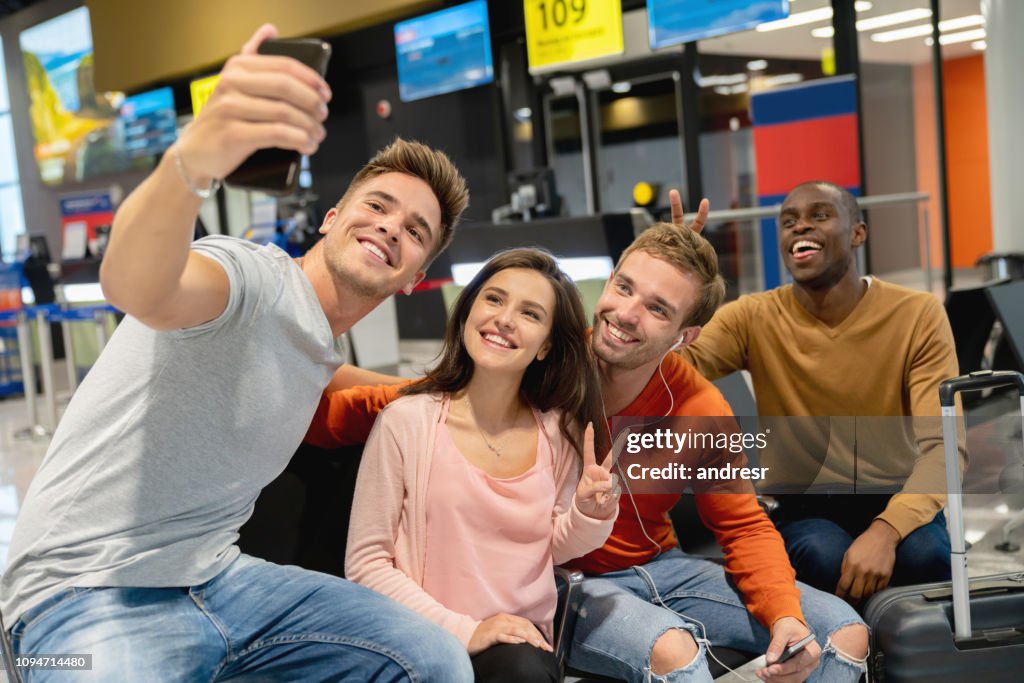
[403,248,607,463]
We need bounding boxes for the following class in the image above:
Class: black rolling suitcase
[863,370,1024,682]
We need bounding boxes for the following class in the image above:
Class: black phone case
[223,39,331,196]
[777,633,815,663]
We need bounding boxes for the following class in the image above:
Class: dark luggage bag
[863,370,1024,682]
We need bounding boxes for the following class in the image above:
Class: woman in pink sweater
[346,248,619,682]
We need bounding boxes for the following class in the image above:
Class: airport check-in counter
[396,211,649,340]
[447,212,647,282]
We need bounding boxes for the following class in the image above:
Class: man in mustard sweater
[680,180,962,605]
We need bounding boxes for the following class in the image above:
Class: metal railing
[679,192,934,294]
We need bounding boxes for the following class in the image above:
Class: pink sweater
[345,393,616,648]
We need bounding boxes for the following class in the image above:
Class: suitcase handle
[939,370,1024,407]
[939,370,1024,639]
[922,574,1024,601]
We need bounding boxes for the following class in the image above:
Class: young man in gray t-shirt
[0,23,472,682]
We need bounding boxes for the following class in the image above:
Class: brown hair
[338,137,468,263]
[615,222,726,327]
[403,248,607,463]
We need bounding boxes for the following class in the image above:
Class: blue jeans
[567,549,866,683]
[778,510,952,594]
[10,554,472,682]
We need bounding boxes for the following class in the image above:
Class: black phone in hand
[223,38,332,195]
[777,633,816,664]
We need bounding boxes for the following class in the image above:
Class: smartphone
[776,633,816,664]
[224,38,332,195]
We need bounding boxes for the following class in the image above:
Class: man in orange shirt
[559,213,867,683]
[307,207,869,682]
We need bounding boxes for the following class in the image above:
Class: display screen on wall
[394,0,494,103]
[19,7,177,185]
[647,0,789,48]
[119,87,177,159]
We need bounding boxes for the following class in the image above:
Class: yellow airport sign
[189,74,221,118]
[524,0,624,73]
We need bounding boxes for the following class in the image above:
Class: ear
[851,221,867,248]
[536,339,552,362]
[674,325,702,349]
[319,208,339,235]
[400,271,426,296]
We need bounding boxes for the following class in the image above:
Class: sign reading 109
[524,0,623,73]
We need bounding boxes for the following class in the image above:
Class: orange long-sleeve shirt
[563,352,804,629]
[305,381,406,448]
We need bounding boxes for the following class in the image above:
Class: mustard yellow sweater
[680,278,963,539]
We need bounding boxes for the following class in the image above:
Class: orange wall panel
[942,54,993,269]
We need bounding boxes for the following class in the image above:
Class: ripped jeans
[567,548,866,682]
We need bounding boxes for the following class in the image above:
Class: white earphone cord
[601,349,872,681]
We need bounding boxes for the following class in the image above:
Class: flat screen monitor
[647,0,789,49]
[118,86,177,159]
[19,7,177,185]
[394,0,494,103]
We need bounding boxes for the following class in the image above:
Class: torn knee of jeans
[823,637,869,669]
[646,626,705,680]
[643,653,705,683]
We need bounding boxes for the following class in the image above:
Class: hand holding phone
[172,26,331,194]
[224,38,332,195]
[776,633,816,664]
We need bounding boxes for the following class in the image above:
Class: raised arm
[100,24,329,330]
[677,297,752,380]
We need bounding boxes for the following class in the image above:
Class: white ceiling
[697,0,985,65]
[535,1,987,78]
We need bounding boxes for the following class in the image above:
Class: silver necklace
[465,395,507,457]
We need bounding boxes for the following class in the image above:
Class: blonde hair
[616,222,725,327]
[338,138,469,263]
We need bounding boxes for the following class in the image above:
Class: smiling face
[463,268,555,378]
[779,183,866,290]
[592,250,702,372]
[319,172,442,299]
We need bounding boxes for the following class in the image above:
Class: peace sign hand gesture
[668,189,710,234]
[575,423,620,520]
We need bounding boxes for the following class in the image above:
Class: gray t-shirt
[1,236,345,625]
